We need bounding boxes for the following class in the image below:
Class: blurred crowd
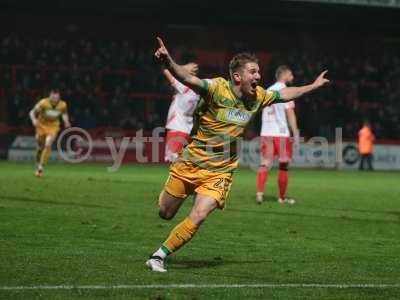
[0,35,170,130]
[1,34,399,139]
[271,48,400,140]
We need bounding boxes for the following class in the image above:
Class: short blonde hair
[275,65,292,80]
[229,53,259,78]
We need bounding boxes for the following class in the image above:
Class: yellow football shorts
[35,124,59,139]
[163,159,233,209]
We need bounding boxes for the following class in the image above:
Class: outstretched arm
[161,68,176,86]
[29,108,39,127]
[155,37,203,94]
[279,71,330,101]
[62,113,71,128]
[29,101,43,127]
[162,63,199,89]
[286,107,300,144]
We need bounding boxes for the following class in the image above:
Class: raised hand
[155,37,171,64]
[313,70,330,88]
[154,37,203,94]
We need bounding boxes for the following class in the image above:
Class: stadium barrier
[240,140,400,170]
[6,127,400,171]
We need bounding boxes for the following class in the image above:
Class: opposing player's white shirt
[165,78,200,134]
[260,82,295,137]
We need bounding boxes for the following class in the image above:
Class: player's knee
[158,207,174,220]
[279,162,289,171]
[37,138,45,148]
[159,210,173,220]
[158,212,171,220]
[261,160,272,169]
[45,137,55,147]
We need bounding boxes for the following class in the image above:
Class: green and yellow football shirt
[182,77,280,173]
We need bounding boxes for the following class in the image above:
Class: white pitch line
[1,283,400,290]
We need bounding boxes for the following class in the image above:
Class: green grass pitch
[0,161,399,299]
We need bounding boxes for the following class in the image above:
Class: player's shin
[153,217,199,258]
[40,146,52,166]
[36,148,43,164]
[36,136,45,164]
[256,166,269,203]
[278,163,289,199]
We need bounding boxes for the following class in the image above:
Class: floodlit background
[0,1,399,299]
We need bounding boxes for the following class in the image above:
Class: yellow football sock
[40,146,51,166]
[163,217,199,254]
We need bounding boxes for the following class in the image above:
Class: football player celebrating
[147,37,329,272]
[256,65,299,204]
[162,63,200,162]
[29,88,71,177]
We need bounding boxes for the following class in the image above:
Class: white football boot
[278,197,296,205]
[146,256,167,272]
[256,192,264,204]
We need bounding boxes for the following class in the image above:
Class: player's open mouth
[250,82,258,90]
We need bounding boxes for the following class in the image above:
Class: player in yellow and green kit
[29,89,71,177]
[146,37,329,272]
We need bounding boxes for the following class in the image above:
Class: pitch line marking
[1,283,400,290]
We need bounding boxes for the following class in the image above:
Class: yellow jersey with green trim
[34,98,68,128]
[182,77,280,173]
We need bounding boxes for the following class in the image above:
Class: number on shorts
[213,178,224,189]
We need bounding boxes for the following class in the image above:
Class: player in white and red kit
[256,65,299,204]
[162,63,200,162]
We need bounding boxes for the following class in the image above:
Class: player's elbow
[181,75,196,86]
[279,90,291,101]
